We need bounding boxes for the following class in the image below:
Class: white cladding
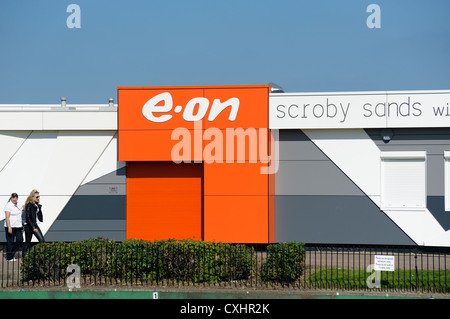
[270,90,450,129]
[0,104,117,130]
[2,92,450,246]
[0,103,118,240]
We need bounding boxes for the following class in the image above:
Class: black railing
[1,241,449,294]
[303,244,450,293]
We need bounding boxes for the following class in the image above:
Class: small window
[381,151,427,211]
[444,151,450,211]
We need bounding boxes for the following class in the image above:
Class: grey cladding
[275,195,415,245]
[45,167,127,241]
[366,128,450,231]
[274,129,414,245]
[74,167,126,196]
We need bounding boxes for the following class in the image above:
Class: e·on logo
[142,92,240,123]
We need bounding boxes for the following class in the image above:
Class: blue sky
[0,0,449,103]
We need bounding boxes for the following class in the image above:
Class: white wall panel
[444,151,450,211]
[302,129,381,200]
[36,131,115,238]
[0,131,58,196]
[383,210,445,246]
[39,131,115,195]
[81,134,125,185]
[0,131,31,172]
[270,90,450,129]
[0,130,116,239]
[270,93,387,129]
[302,128,448,246]
[0,112,43,130]
[0,110,117,131]
[42,112,117,130]
[426,229,450,247]
[35,195,72,240]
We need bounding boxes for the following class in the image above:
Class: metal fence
[1,242,449,294]
[304,244,450,293]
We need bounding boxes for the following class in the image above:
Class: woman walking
[24,189,45,252]
[3,193,24,261]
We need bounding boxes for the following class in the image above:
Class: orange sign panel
[118,85,270,161]
[118,85,273,243]
[126,161,203,241]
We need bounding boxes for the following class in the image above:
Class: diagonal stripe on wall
[81,133,125,186]
[0,130,116,240]
[302,128,447,246]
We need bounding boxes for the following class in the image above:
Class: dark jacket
[25,202,43,230]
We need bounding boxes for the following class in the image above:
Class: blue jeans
[4,227,23,260]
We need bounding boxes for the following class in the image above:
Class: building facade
[1,86,450,246]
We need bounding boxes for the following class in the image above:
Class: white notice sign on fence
[374,255,395,271]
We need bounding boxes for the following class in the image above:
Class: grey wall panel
[276,130,365,196]
[279,130,329,161]
[427,196,450,231]
[427,155,445,196]
[86,167,126,184]
[43,195,126,241]
[49,220,125,231]
[45,230,125,242]
[275,195,415,245]
[55,195,126,220]
[275,130,363,195]
[74,184,126,196]
[45,220,125,241]
[371,144,449,155]
[366,128,450,141]
[272,129,413,245]
[366,128,450,230]
[275,161,364,196]
[75,167,126,195]
[0,197,126,242]
[0,228,126,242]
[364,128,450,189]
[366,129,450,151]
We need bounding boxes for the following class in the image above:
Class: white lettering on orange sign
[142,92,239,123]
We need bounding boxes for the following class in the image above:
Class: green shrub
[21,238,117,281]
[261,242,305,283]
[110,239,164,282]
[20,238,256,284]
[145,239,255,283]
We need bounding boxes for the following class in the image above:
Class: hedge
[109,239,255,283]
[261,242,305,283]
[21,238,305,285]
[21,238,117,282]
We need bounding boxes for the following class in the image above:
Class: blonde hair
[25,189,39,206]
